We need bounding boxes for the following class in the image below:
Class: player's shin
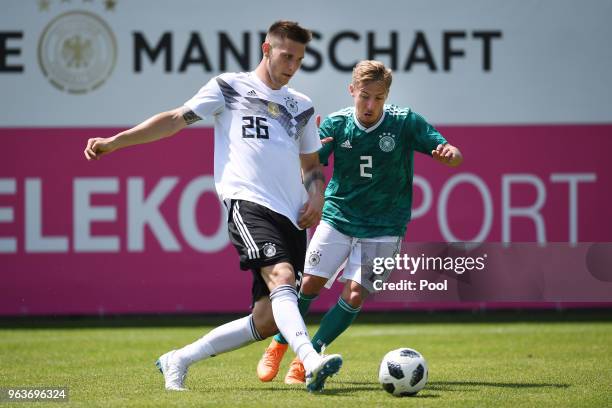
[173,314,262,367]
[311,297,361,352]
[269,285,320,372]
[273,291,318,344]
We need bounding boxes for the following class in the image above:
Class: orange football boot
[284,357,306,384]
[256,339,288,382]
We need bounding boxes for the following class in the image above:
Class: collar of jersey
[353,110,386,133]
[249,71,287,94]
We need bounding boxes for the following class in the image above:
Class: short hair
[266,20,312,45]
[352,60,393,91]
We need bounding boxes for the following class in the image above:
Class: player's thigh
[343,236,402,293]
[260,262,296,290]
[226,199,296,271]
[227,199,304,304]
[304,221,352,282]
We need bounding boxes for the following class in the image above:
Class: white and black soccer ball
[378,348,428,397]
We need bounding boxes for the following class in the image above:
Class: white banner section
[1,0,611,126]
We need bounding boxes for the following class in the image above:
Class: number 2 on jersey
[242,116,269,139]
[360,155,373,178]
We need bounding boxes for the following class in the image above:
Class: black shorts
[226,199,306,304]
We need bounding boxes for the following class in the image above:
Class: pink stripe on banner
[0,125,611,315]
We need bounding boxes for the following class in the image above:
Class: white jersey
[184,71,321,228]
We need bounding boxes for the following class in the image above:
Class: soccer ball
[378,348,428,396]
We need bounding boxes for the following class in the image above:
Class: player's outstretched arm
[298,152,326,229]
[431,143,463,167]
[83,106,201,161]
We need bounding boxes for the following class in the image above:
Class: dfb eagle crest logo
[379,132,396,152]
[308,250,322,266]
[284,96,298,114]
[262,243,277,257]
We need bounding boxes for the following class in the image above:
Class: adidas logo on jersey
[340,140,352,149]
[246,89,257,97]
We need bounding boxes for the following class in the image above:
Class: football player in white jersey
[84,21,342,393]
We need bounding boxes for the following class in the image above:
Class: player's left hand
[321,137,334,145]
[298,194,324,229]
[432,143,463,167]
[316,114,333,145]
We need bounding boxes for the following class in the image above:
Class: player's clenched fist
[431,143,463,167]
[84,137,116,161]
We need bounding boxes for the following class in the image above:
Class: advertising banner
[2,125,610,315]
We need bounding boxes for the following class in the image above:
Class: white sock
[173,315,262,367]
[269,285,320,372]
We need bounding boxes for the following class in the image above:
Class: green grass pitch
[1,311,610,407]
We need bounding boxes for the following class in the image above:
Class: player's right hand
[84,137,115,161]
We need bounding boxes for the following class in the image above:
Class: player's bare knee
[342,281,368,308]
[261,262,296,290]
[300,274,327,297]
[342,291,364,308]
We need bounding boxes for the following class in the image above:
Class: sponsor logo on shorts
[308,249,322,266]
[262,243,277,257]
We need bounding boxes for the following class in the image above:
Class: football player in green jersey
[256,60,463,384]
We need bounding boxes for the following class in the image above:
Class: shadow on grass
[194,380,567,398]
[427,380,570,391]
[338,380,569,394]
[241,383,441,398]
[1,309,610,329]
[317,388,441,398]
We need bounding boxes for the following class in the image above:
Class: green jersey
[318,105,446,238]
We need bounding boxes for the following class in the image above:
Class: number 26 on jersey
[242,116,269,139]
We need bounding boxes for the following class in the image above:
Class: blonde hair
[352,60,392,90]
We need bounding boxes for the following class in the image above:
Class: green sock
[273,292,317,344]
[311,297,361,352]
